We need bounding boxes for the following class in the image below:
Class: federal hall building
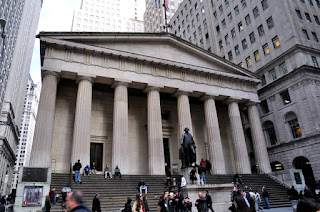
[30,32,273,176]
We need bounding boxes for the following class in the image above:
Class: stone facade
[30,32,271,177]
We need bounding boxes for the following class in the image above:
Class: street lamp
[0,18,6,38]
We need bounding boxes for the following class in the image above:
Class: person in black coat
[287,186,299,200]
[195,192,208,212]
[122,197,132,212]
[205,190,214,212]
[92,193,101,212]
[143,196,149,212]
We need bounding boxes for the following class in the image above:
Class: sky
[30,0,80,84]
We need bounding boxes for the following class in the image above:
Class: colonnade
[30,72,272,175]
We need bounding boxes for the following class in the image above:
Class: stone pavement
[266,207,293,212]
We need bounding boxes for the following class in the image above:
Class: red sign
[23,201,28,205]
[164,0,169,11]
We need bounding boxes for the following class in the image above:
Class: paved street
[267,207,293,212]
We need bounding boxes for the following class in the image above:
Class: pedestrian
[254,190,263,211]
[132,193,145,212]
[91,162,97,174]
[190,167,197,184]
[121,197,132,212]
[73,160,82,184]
[262,186,270,209]
[143,196,149,212]
[183,197,192,212]
[198,164,206,185]
[138,179,147,194]
[200,159,206,168]
[233,173,243,185]
[83,165,91,176]
[205,160,212,174]
[65,190,90,211]
[298,190,304,199]
[297,198,320,212]
[181,176,187,187]
[168,192,176,212]
[92,193,101,212]
[205,190,214,212]
[104,165,112,178]
[239,188,255,212]
[287,186,299,200]
[195,192,208,212]
[61,184,71,207]
[49,187,59,207]
[44,195,51,212]
[158,191,169,212]
[234,195,251,212]
[114,165,122,178]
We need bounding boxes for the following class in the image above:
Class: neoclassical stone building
[30,32,271,176]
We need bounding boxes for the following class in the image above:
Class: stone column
[227,99,251,174]
[112,81,129,174]
[30,71,59,167]
[71,76,94,167]
[248,103,272,173]
[145,86,165,175]
[176,91,193,136]
[203,96,226,174]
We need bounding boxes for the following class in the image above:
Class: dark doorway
[163,138,171,170]
[293,156,316,187]
[90,143,103,171]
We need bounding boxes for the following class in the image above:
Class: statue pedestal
[181,167,200,185]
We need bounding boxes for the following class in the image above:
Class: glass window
[234,6,239,15]
[228,51,233,60]
[254,50,261,62]
[316,0,320,8]
[301,0,305,3]
[228,12,232,22]
[213,11,217,19]
[219,5,223,14]
[225,0,229,7]
[246,56,252,67]
[201,7,205,14]
[219,40,223,48]
[312,56,319,67]
[242,39,248,49]
[222,19,226,28]
[264,122,277,145]
[261,0,269,10]
[241,0,247,8]
[302,29,310,40]
[238,22,244,32]
[196,13,200,21]
[267,17,274,29]
[195,2,199,9]
[263,43,270,55]
[249,32,256,43]
[235,45,240,55]
[261,74,266,86]
[269,69,277,81]
[279,62,288,75]
[296,10,303,20]
[258,25,265,36]
[315,16,320,25]
[225,34,230,44]
[245,14,251,25]
[272,36,280,48]
[253,7,260,18]
[216,25,220,33]
[308,0,314,6]
[260,100,269,114]
[198,26,202,34]
[280,90,291,104]
[312,32,319,42]
[305,13,312,22]
[231,28,236,38]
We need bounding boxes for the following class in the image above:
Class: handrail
[256,164,290,188]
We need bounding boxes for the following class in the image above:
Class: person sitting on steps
[83,165,91,176]
[104,164,112,178]
[114,165,122,178]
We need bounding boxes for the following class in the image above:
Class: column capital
[200,94,218,101]
[225,97,242,104]
[144,85,163,93]
[42,71,60,80]
[76,76,95,84]
[112,79,132,88]
[174,89,192,97]
[246,101,260,107]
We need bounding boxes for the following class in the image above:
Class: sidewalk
[265,207,293,212]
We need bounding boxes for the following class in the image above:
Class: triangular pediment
[39,32,259,82]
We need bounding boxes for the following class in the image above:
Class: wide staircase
[206,174,291,208]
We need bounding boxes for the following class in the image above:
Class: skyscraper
[0,0,42,194]
[169,0,320,186]
[144,0,181,32]
[11,76,40,190]
[71,0,145,32]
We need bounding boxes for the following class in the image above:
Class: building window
[253,7,260,18]
[216,25,220,33]
[213,11,217,20]
[308,0,314,6]
[239,62,244,68]
[272,36,280,48]
[195,2,199,9]
[261,0,269,10]
[296,10,303,20]
[228,12,232,22]
[196,13,200,21]
[242,39,248,49]
[228,51,233,60]
[280,90,291,104]
[234,6,239,15]
[225,0,229,7]
[312,32,319,42]
[201,7,205,14]
[245,14,251,25]
[219,40,223,48]
[222,19,226,28]
[241,0,247,8]
[285,112,302,139]
[269,69,277,81]
[203,19,207,29]
[246,56,252,67]
[263,121,277,145]
[225,34,230,44]
[305,13,312,22]
[301,0,305,3]
[312,56,319,67]
[302,29,310,40]
[279,62,288,75]
[266,17,274,29]
[316,0,320,8]
[238,22,244,32]
[205,33,209,40]
[260,100,269,114]
[258,25,265,36]
[261,74,266,86]
[231,28,236,38]
[235,45,240,55]
[254,50,261,62]
[249,32,256,43]
[315,16,320,25]
[219,5,223,14]
[263,43,270,55]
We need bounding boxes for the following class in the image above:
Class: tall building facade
[11,76,39,190]
[144,0,182,32]
[71,0,145,32]
[0,0,42,195]
[170,0,320,186]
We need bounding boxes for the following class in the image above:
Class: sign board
[22,168,48,182]
[22,186,43,207]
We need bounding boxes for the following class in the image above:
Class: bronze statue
[179,127,196,168]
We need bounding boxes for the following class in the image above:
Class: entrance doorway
[163,138,171,170]
[293,156,316,187]
[90,143,103,171]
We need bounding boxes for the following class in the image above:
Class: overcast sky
[30,0,80,84]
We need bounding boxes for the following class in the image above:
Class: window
[225,0,229,7]
[261,0,269,10]
[228,51,233,60]
[254,50,261,62]
[263,43,270,55]
[316,0,320,8]
[213,11,217,20]
[246,56,252,67]
[219,40,223,48]
[245,14,251,25]
[305,13,312,22]
[308,0,314,6]
[225,34,230,44]
[285,112,302,139]
[242,39,248,49]
[241,0,247,8]
[266,17,274,29]
[238,22,244,32]
[219,5,223,14]
[190,9,193,15]
[196,13,200,21]
[239,62,244,68]
[228,13,232,22]
[253,7,260,18]
[312,32,319,42]
[279,62,288,75]
[315,16,320,25]
[249,32,256,43]
[216,25,220,33]
[195,2,199,9]
[205,33,209,40]
[222,19,226,28]
[301,0,305,3]
[234,6,239,15]
[201,7,205,14]
[198,26,202,34]
[258,25,265,36]
[272,36,280,48]
[280,90,291,105]
[302,29,310,40]
[263,121,277,145]
[260,100,269,114]
[269,69,277,81]
[261,74,266,86]
[203,19,207,29]
[296,10,303,20]
[235,45,240,55]
[231,28,236,38]
[312,56,319,67]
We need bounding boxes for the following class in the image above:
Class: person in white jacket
[254,190,263,211]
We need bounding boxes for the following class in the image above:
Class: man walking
[262,186,270,209]
[205,190,214,212]
[198,164,206,185]
[73,160,82,184]
[65,191,90,211]
[195,192,208,212]
[92,193,101,212]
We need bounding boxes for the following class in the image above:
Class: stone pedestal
[181,167,200,185]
